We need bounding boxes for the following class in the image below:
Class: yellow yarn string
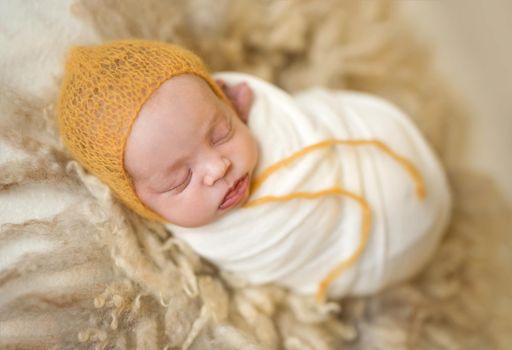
[243,187,371,303]
[250,139,426,199]
[242,138,426,303]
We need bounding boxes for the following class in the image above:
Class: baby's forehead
[136,76,220,129]
[148,74,217,104]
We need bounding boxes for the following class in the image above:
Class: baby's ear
[215,79,253,123]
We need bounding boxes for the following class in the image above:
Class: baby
[58,39,452,302]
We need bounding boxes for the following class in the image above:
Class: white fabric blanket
[166,72,452,299]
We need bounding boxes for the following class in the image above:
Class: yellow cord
[242,138,425,303]
[250,139,425,199]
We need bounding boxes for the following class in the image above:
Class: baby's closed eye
[165,168,192,193]
[211,117,234,145]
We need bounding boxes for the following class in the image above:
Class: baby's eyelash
[214,118,234,144]
[169,169,192,192]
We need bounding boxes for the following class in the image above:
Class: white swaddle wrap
[166,72,452,299]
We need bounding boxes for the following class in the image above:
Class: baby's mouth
[219,174,249,210]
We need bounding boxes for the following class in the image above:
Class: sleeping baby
[57,39,452,303]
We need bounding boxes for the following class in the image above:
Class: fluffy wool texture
[1,0,511,349]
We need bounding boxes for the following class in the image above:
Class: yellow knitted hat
[57,39,229,223]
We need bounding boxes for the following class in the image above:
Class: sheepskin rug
[1,0,511,349]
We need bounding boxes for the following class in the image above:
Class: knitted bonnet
[57,39,229,222]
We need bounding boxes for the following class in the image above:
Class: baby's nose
[203,157,231,186]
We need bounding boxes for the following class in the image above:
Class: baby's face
[124,74,259,227]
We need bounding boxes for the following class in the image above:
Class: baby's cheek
[246,127,259,156]
[233,130,246,152]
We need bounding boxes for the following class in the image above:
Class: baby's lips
[218,174,249,210]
